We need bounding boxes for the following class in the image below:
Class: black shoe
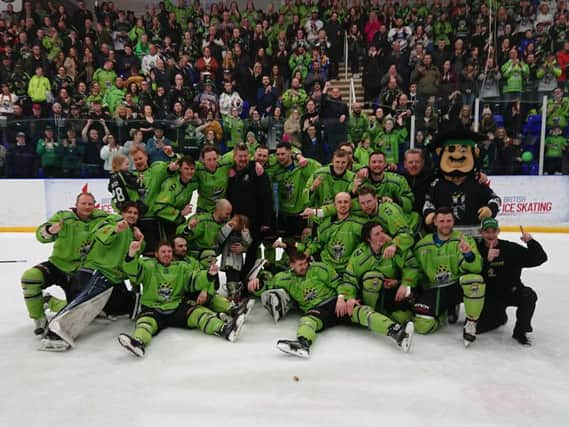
[387,321,415,352]
[448,305,459,324]
[276,337,310,358]
[220,313,245,342]
[513,331,531,346]
[118,333,145,357]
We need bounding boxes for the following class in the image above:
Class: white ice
[1,232,568,427]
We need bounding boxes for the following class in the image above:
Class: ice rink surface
[1,232,568,427]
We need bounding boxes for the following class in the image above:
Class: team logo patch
[435,265,450,284]
[303,287,318,302]
[158,283,173,301]
[283,181,294,199]
[330,240,345,260]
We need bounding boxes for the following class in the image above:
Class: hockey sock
[460,274,486,321]
[210,294,232,313]
[21,268,46,319]
[133,316,158,346]
[296,315,322,344]
[361,271,384,309]
[187,306,225,335]
[46,295,67,313]
[351,305,394,336]
[413,314,440,334]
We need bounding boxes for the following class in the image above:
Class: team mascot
[423,130,501,230]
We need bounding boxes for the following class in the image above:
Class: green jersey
[262,262,341,312]
[123,257,214,311]
[307,215,365,273]
[272,158,321,214]
[36,208,109,274]
[340,242,419,301]
[195,159,232,213]
[363,171,415,213]
[414,231,482,289]
[176,213,225,260]
[223,115,245,148]
[545,135,568,158]
[136,160,176,216]
[150,174,199,224]
[374,129,408,165]
[82,215,142,283]
[347,113,370,143]
[303,165,355,208]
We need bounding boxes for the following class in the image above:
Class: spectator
[146,126,174,164]
[6,132,37,178]
[100,133,127,177]
[60,128,85,178]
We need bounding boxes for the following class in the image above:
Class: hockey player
[20,192,108,336]
[476,219,547,345]
[271,141,320,239]
[412,207,486,346]
[248,251,414,358]
[176,199,233,267]
[118,241,246,358]
[341,221,418,324]
[149,155,198,239]
[195,145,233,213]
[39,202,144,351]
[303,149,356,208]
[357,151,415,215]
[304,192,365,274]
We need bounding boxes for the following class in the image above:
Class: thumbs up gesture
[48,220,64,235]
[487,239,500,261]
[458,233,471,254]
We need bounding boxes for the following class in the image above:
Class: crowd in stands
[0,0,568,178]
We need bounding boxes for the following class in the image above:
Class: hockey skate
[276,337,310,358]
[463,319,477,347]
[38,332,71,352]
[118,333,146,357]
[33,317,47,336]
[246,258,267,281]
[388,320,415,353]
[447,304,459,324]
[230,298,256,319]
[220,313,246,342]
[261,289,292,324]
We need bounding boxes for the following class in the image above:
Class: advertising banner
[490,176,569,226]
[44,179,114,219]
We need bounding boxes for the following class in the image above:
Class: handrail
[538,95,548,176]
[349,78,356,114]
[344,31,348,81]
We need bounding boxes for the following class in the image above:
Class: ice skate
[33,317,47,336]
[463,319,477,347]
[276,337,310,358]
[230,298,256,319]
[447,304,459,324]
[388,321,414,353]
[246,258,266,281]
[38,332,71,352]
[221,313,245,342]
[118,333,145,357]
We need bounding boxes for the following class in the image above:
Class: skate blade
[244,299,256,318]
[401,322,415,353]
[118,334,144,357]
[276,342,309,359]
[228,314,246,342]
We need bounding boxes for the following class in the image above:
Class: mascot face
[436,142,479,177]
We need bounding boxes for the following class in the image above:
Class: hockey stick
[0,260,27,263]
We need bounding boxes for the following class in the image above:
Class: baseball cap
[481,217,499,230]
[16,131,25,137]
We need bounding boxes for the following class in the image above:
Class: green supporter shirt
[374,129,408,165]
[347,113,370,143]
[545,135,568,158]
[339,242,419,301]
[306,215,365,273]
[363,170,415,213]
[36,209,109,274]
[176,212,225,259]
[223,115,245,148]
[36,140,61,168]
[195,159,232,213]
[82,216,142,283]
[150,174,199,224]
[123,257,214,311]
[271,158,321,215]
[303,165,355,208]
[92,68,117,94]
[414,231,482,289]
[260,262,341,312]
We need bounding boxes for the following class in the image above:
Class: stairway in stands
[330,69,374,117]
